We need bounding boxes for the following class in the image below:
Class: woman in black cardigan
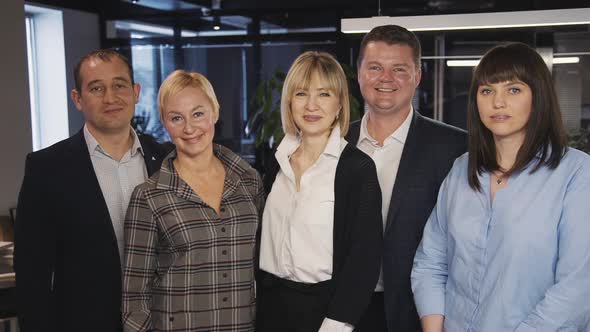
[256,51,383,332]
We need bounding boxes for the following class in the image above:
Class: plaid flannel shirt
[122,144,263,332]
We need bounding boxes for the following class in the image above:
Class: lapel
[66,129,112,223]
[384,111,423,234]
[139,135,162,176]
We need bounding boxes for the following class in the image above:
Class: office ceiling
[31,0,590,34]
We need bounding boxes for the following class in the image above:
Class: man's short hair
[73,49,134,92]
[357,25,422,69]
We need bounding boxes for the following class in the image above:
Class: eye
[393,67,406,72]
[193,111,205,118]
[479,88,492,95]
[368,65,381,71]
[319,92,331,97]
[294,91,307,97]
[170,115,183,123]
[89,86,104,93]
[508,87,521,94]
[114,83,128,90]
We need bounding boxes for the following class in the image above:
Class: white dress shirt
[356,108,413,292]
[84,125,147,261]
[260,126,354,332]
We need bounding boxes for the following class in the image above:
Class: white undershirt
[356,108,413,292]
[260,126,353,332]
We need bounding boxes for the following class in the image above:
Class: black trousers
[256,271,333,332]
[354,292,387,332]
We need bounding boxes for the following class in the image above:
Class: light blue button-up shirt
[411,149,590,331]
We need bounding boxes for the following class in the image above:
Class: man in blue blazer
[347,25,467,331]
[14,49,171,332]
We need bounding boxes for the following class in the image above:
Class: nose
[493,92,506,108]
[103,87,117,104]
[183,120,197,134]
[305,95,319,111]
[380,68,394,82]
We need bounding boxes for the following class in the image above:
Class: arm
[122,187,158,332]
[14,154,57,332]
[515,167,590,331]
[411,173,452,325]
[325,157,383,326]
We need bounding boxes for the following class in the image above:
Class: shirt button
[169,316,174,322]
[221,227,226,232]
[222,297,228,302]
[222,250,227,255]
[223,273,228,278]
[220,207,226,212]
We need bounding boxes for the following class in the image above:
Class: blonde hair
[157,70,220,120]
[281,51,350,136]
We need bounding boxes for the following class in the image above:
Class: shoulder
[558,148,590,180]
[138,134,174,157]
[337,143,377,176]
[415,113,467,141]
[215,144,261,182]
[25,134,81,166]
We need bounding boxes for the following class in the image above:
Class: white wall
[0,1,31,215]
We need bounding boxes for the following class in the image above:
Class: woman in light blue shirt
[411,42,590,332]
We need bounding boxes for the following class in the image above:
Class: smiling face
[290,72,341,138]
[71,56,140,136]
[477,80,533,145]
[162,86,218,159]
[358,41,421,118]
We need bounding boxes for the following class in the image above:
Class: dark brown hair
[467,42,567,191]
[357,25,421,69]
[73,49,134,92]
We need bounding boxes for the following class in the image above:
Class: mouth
[104,107,123,114]
[490,114,511,121]
[375,87,397,93]
[303,115,323,122]
[183,133,205,143]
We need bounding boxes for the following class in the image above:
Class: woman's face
[476,79,532,145]
[290,72,341,138]
[162,86,218,159]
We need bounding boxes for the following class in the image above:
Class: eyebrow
[86,76,132,88]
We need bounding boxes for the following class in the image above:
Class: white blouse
[259,126,346,283]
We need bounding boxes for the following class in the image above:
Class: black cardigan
[260,143,383,326]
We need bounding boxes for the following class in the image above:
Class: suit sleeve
[515,163,590,331]
[122,186,158,332]
[411,170,452,318]
[14,153,58,332]
[326,157,383,325]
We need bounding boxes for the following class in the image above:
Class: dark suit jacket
[14,129,172,332]
[346,111,467,332]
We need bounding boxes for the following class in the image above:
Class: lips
[376,87,397,92]
[183,133,204,143]
[303,115,322,122]
[490,114,511,121]
[104,107,123,114]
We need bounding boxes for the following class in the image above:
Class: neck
[494,136,523,171]
[297,131,331,164]
[366,106,411,145]
[174,147,217,176]
[87,125,133,161]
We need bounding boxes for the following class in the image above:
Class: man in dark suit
[14,49,171,332]
[347,25,467,332]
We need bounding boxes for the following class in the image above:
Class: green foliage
[246,63,362,149]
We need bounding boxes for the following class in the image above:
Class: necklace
[496,177,503,185]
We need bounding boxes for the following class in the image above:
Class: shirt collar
[276,126,344,161]
[359,106,413,146]
[83,124,144,158]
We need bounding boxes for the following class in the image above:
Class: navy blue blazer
[346,111,467,332]
[14,129,172,332]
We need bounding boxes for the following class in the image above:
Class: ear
[71,89,83,112]
[132,83,141,104]
[213,110,220,124]
[415,68,422,88]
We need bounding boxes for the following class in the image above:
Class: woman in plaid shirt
[122,70,264,331]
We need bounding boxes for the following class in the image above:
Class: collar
[276,125,344,161]
[359,106,413,146]
[83,124,144,158]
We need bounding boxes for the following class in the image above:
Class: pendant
[496,178,502,185]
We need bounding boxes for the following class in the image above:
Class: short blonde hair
[157,70,220,120]
[281,51,350,136]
